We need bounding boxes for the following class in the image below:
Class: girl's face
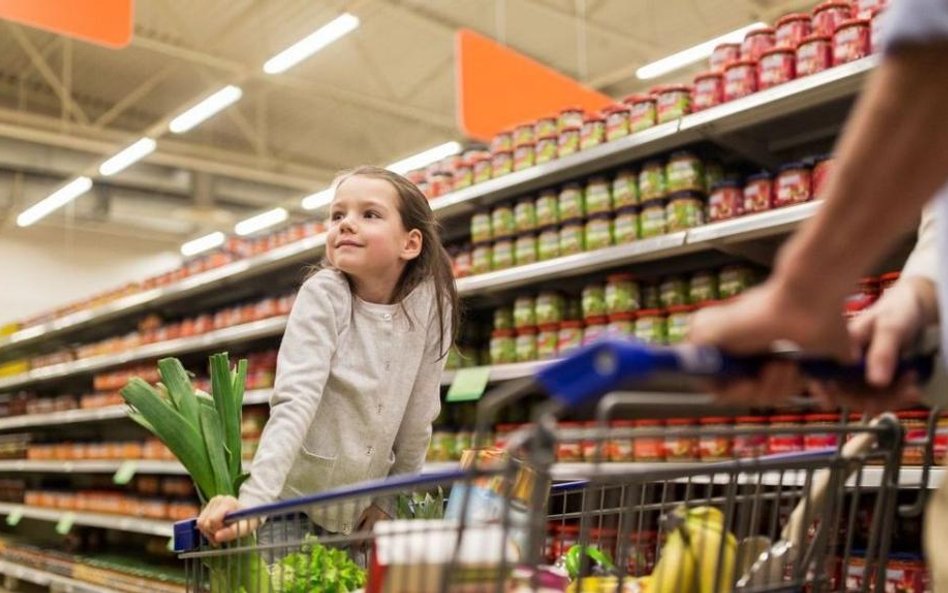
[326,175,422,280]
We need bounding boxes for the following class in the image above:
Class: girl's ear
[400,228,423,261]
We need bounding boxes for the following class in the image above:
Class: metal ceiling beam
[0,106,333,190]
[6,24,90,125]
[518,0,653,57]
[94,65,176,129]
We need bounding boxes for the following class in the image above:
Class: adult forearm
[775,44,948,303]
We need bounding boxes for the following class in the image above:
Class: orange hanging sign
[0,0,133,48]
[456,29,613,142]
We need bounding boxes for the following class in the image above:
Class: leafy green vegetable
[563,544,616,580]
[271,536,366,593]
[395,488,445,520]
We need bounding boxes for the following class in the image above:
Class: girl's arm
[238,273,346,508]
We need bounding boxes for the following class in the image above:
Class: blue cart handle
[536,338,934,410]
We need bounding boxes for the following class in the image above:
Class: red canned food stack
[775,13,812,48]
[833,18,871,65]
[724,60,758,102]
[742,27,776,61]
[693,72,724,111]
[759,47,796,89]
[797,34,834,76]
[812,0,853,36]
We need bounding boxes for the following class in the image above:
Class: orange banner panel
[0,0,133,48]
[456,28,613,142]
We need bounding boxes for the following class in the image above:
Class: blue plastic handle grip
[536,337,934,409]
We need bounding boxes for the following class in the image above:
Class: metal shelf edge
[0,503,174,537]
[0,559,124,593]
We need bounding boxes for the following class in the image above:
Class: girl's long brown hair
[325,166,460,358]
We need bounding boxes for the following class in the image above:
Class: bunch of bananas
[651,506,737,593]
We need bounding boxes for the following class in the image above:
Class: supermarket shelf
[0,389,270,433]
[549,464,943,489]
[0,460,185,474]
[441,360,551,386]
[0,234,325,357]
[686,201,821,244]
[0,318,287,391]
[0,559,122,593]
[0,58,878,360]
[0,503,173,537]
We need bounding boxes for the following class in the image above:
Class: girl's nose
[338,215,356,232]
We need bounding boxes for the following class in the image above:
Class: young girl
[197,166,459,544]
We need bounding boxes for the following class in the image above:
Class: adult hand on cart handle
[809,276,936,413]
[197,495,259,545]
[688,276,856,406]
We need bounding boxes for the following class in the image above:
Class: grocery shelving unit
[0,503,173,537]
[0,559,123,593]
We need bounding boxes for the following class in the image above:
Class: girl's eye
[365,210,381,219]
[331,212,344,221]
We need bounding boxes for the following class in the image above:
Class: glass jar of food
[666,191,706,231]
[708,180,744,221]
[558,183,586,220]
[640,200,667,238]
[693,72,724,111]
[491,130,513,153]
[514,123,535,147]
[804,413,841,450]
[719,265,755,298]
[515,199,537,233]
[606,273,640,314]
[614,206,640,244]
[741,27,776,61]
[775,13,812,48]
[490,329,516,364]
[556,422,585,461]
[514,233,538,266]
[494,306,514,330]
[559,218,585,255]
[724,59,759,101]
[582,316,609,345]
[538,225,560,261]
[585,176,613,215]
[634,309,667,345]
[604,105,631,142]
[535,115,558,138]
[558,106,584,132]
[659,276,689,308]
[472,155,492,184]
[582,283,607,319]
[768,415,805,454]
[471,242,492,275]
[743,172,774,213]
[812,0,852,36]
[613,169,639,209]
[734,416,769,458]
[634,419,666,461]
[639,160,667,202]
[833,18,871,65]
[515,327,538,363]
[759,47,796,89]
[580,114,606,150]
[453,246,472,278]
[665,418,699,461]
[492,203,516,239]
[625,94,657,133]
[492,150,513,177]
[609,420,637,462]
[585,214,614,251]
[537,291,566,325]
[454,160,474,190]
[710,43,742,72]
[796,34,833,76]
[557,320,584,355]
[607,312,635,336]
[775,162,812,207]
[699,417,734,461]
[811,154,834,197]
[536,134,558,165]
[536,190,559,227]
[640,284,660,309]
[514,295,537,329]
[666,151,705,193]
[666,305,696,344]
[558,126,581,157]
[537,323,559,360]
[689,271,719,304]
[513,142,535,171]
[492,237,514,270]
[471,210,492,243]
[656,85,692,123]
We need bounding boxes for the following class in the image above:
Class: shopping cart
[173,338,935,593]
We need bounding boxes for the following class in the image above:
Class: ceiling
[0,0,813,246]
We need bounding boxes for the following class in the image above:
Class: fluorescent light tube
[387,141,463,175]
[263,13,360,74]
[636,22,767,80]
[301,188,334,211]
[169,85,243,134]
[235,207,288,236]
[16,177,93,227]
[98,137,157,176]
[181,231,226,257]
